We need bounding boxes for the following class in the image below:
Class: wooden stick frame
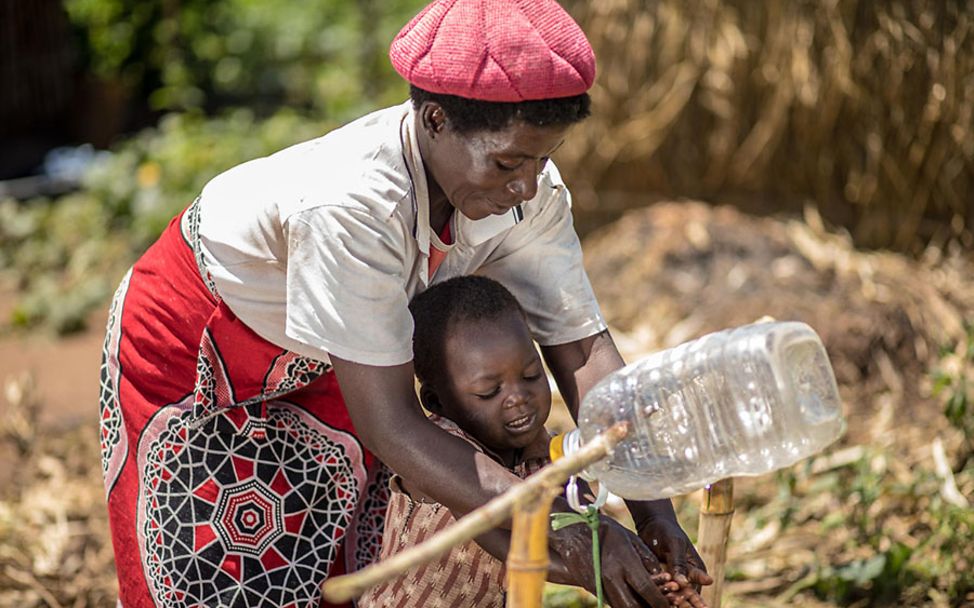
[321,422,630,605]
[698,478,734,608]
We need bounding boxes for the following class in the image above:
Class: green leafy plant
[63,0,424,116]
[5,0,434,334]
[793,460,971,605]
[932,322,974,461]
[1,109,334,334]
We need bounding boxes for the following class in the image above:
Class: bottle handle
[552,430,609,513]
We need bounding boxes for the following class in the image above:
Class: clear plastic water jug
[559,321,845,500]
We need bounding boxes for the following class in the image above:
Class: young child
[358,275,705,608]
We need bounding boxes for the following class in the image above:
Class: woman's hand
[548,511,672,608]
[636,517,713,592]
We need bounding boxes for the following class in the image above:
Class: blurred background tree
[60,0,417,118]
[0,0,425,332]
[558,0,973,253]
[0,0,971,332]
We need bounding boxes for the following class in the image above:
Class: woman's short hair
[409,85,590,134]
[409,275,527,387]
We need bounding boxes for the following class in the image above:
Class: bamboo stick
[697,478,734,608]
[505,486,560,608]
[321,422,630,604]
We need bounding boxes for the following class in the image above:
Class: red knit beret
[389,0,596,102]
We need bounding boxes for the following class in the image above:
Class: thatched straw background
[560,0,973,253]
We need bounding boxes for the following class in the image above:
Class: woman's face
[435,311,552,461]
[422,109,570,220]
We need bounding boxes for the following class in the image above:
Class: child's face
[437,311,552,458]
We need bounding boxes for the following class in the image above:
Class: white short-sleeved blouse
[188,101,606,366]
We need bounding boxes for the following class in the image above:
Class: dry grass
[560,0,974,252]
[0,375,117,608]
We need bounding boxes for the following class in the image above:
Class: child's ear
[419,384,444,414]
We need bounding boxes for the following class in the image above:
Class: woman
[99,1,709,606]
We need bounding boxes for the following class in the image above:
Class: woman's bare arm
[330,354,670,608]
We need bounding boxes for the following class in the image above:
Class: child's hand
[648,569,680,594]
[621,519,709,608]
[648,564,708,607]
[549,513,672,608]
[636,517,713,592]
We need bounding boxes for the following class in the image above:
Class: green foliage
[1,109,334,334]
[720,324,974,606]
[62,0,156,84]
[811,542,914,604]
[63,0,424,116]
[0,195,123,334]
[4,0,431,333]
[543,584,598,608]
[760,445,974,605]
[83,108,335,249]
[932,322,974,455]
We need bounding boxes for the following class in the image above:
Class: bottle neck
[549,428,610,511]
[548,428,580,463]
[551,428,598,481]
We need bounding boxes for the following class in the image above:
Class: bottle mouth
[549,431,571,462]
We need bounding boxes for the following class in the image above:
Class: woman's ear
[420,102,447,137]
[419,384,444,414]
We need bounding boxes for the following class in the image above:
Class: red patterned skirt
[99,203,389,607]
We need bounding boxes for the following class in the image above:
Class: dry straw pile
[561,0,973,252]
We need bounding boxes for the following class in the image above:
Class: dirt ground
[0,309,105,428]
[1,201,972,606]
[0,307,105,493]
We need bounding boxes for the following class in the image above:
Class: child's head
[410,276,551,458]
